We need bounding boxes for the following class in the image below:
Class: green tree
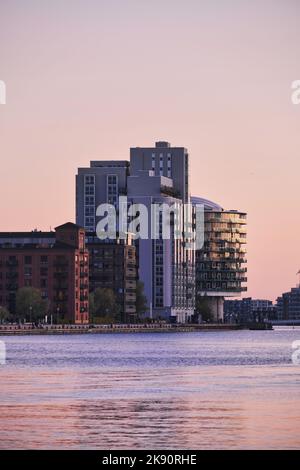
[0,306,10,324]
[90,288,119,323]
[16,287,48,323]
[136,281,147,318]
[195,296,214,323]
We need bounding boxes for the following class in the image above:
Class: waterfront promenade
[0,323,246,336]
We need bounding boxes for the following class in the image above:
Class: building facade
[276,286,300,321]
[0,223,89,324]
[224,298,274,323]
[192,197,247,322]
[87,233,137,323]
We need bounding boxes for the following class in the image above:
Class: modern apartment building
[76,141,195,323]
[0,223,89,324]
[87,233,137,323]
[192,197,247,322]
[128,142,195,322]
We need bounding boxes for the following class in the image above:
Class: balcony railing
[54,260,68,267]
[53,296,68,302]
[5,283,18,291]
[6,260,18,267]
[54,271,68,278]
[54,285,68,290]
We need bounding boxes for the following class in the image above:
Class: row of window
[151,153,172,178]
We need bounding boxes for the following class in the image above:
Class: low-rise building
[0,223,89,324]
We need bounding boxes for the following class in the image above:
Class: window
[85,196,94,205]
[40,267,48,276]
[152,153,156,170]
[24,256,32,264]
[159,154,164,176]
[107,174,118,206]
[85,175,95,184]
[108,175,117,184]
[85,206,94,216]
[85,185,95,195]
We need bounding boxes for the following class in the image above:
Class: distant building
[87,233,137,323]
[224,297,274,323]
[276,286,300,321]
[192,197,247,322]
[0,223,89,324]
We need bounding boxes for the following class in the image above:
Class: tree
[195,296,214,323]
[0,306,10,324]
[136,281,147,318]
[16,287,48,323]
[89,288,119,323]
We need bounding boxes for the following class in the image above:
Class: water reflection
[0,329,300,449]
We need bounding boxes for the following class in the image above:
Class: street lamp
[29,305,32,325]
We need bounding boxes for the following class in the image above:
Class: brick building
[0,223,89,324]
[86,233,137,323]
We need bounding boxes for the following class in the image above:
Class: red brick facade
[0,223,89,324]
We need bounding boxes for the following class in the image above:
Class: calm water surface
[1,328,300,449]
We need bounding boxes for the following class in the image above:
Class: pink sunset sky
[0,0,300,301]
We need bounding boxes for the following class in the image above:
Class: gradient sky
[1,0,300,301]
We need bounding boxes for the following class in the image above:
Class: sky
[0,0,300,301]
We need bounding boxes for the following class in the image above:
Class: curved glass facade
[194,205,247,296]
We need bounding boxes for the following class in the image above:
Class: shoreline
[0,323,259,336]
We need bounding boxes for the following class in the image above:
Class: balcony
[53,296,68,302]
[160,185,181,198]
[6,260,18,267]
[6,272,18,279]
[5,283,18,291]
[54,284,68,290]
[54,271,68,278]
[54,260,68,267]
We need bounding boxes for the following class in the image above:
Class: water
[0,328,300,449]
